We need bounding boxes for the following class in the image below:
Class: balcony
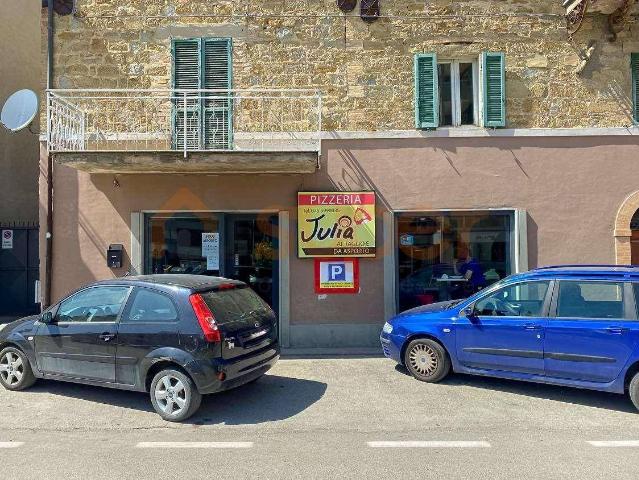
[46,89,322,174]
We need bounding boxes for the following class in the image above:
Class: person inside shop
[458,251,487,293]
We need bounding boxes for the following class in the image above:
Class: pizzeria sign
[297,192,376,258]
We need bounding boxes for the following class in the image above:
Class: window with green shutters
[415,52,506,129]
[414,53,439,129]
[632,53,639,124]
[172,38,233,150]
[482,52,506,128]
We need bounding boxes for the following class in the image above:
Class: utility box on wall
[107,244,123,268]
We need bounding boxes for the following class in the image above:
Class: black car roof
[95,274,245,292]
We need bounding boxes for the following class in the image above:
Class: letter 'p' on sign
[328,264,346,281]
[315,258,359,294]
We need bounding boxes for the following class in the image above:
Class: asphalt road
[1,357,638,479]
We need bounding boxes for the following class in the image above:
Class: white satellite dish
[1,89,39,132]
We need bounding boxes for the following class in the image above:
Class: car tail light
[189,294,221,343]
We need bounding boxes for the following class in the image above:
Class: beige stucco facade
[41,134,639,346]
[0,0,40,224]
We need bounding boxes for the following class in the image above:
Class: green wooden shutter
[632,53,639,124]
[414,53,439,129]
[482,52,506,128]
[202,38,233,149]
[172,39,201,150]
[172,38,233,150]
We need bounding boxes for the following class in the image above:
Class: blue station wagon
[380,266,639,411]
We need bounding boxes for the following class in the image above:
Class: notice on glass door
[202,233,220,271]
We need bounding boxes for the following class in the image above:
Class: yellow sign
[297,192,376,258]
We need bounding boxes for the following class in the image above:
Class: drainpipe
[44,0,54,308]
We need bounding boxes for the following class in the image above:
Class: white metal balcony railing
[46,89,322,155]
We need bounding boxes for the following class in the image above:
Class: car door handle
[605,327,629,335]
[99,333,116,342]
[524,324,542,331]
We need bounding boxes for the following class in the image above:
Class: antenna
[0,90,39,133]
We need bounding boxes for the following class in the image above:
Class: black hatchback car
[0,275,279,421]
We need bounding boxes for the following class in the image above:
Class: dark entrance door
[225,214,279,313]
[0,226,39,317]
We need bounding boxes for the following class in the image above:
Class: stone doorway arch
[614,190,639,264]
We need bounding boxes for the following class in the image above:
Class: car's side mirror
[463,305,478,321]
[40,311,54,324]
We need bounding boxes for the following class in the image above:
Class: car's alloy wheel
[150,369,202,422]
[154,375,188,416]
[0,347,36,391]
[408,343,438,377]
[403,338,451,383]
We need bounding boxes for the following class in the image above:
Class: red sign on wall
[314,258,360,294]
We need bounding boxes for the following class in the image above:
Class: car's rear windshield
[200,286,270,325]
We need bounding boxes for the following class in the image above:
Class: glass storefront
[397,211,513,311]
[144,213,278,310]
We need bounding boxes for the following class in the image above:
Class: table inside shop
[434,276,468,301]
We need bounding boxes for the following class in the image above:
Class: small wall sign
[2,230,13,249]
[201,232,220,271]
[314,258,359,294]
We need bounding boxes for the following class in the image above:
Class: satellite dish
[1,89,39,133]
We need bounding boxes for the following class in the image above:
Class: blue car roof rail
[534,265,639,270]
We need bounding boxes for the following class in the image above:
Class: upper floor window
[172,38,233,150]
[438,60,477,127]
[415,52,505,129]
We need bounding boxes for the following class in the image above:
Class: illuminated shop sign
[297,192,376,258]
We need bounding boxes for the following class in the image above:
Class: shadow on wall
[27,374,328,425]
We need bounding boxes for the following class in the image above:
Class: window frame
[54,286,132,325]
[120,287,181,325]
[469,279,554,318]
[548,280,636,321]
[437,58,480,127]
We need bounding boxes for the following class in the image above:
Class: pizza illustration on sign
[353,207,372,225]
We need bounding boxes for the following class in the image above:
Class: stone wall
[44,0,639,130]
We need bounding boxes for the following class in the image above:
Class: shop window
[172,38,233,150]
[397,212,512,312]
[414,52,505,129]
[144,213,278,309]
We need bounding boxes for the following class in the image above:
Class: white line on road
[0,442,23,449]
[367,441,491,448]
[136,442,253,449]
[588,441,639,448]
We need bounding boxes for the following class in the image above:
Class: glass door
[225,214,279,312]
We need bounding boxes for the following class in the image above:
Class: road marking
[0,442,23,449]
[136,442,253,449]
[588,441,639,448]
[367,441,490,448]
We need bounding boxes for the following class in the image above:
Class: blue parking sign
[328,264,346,281]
